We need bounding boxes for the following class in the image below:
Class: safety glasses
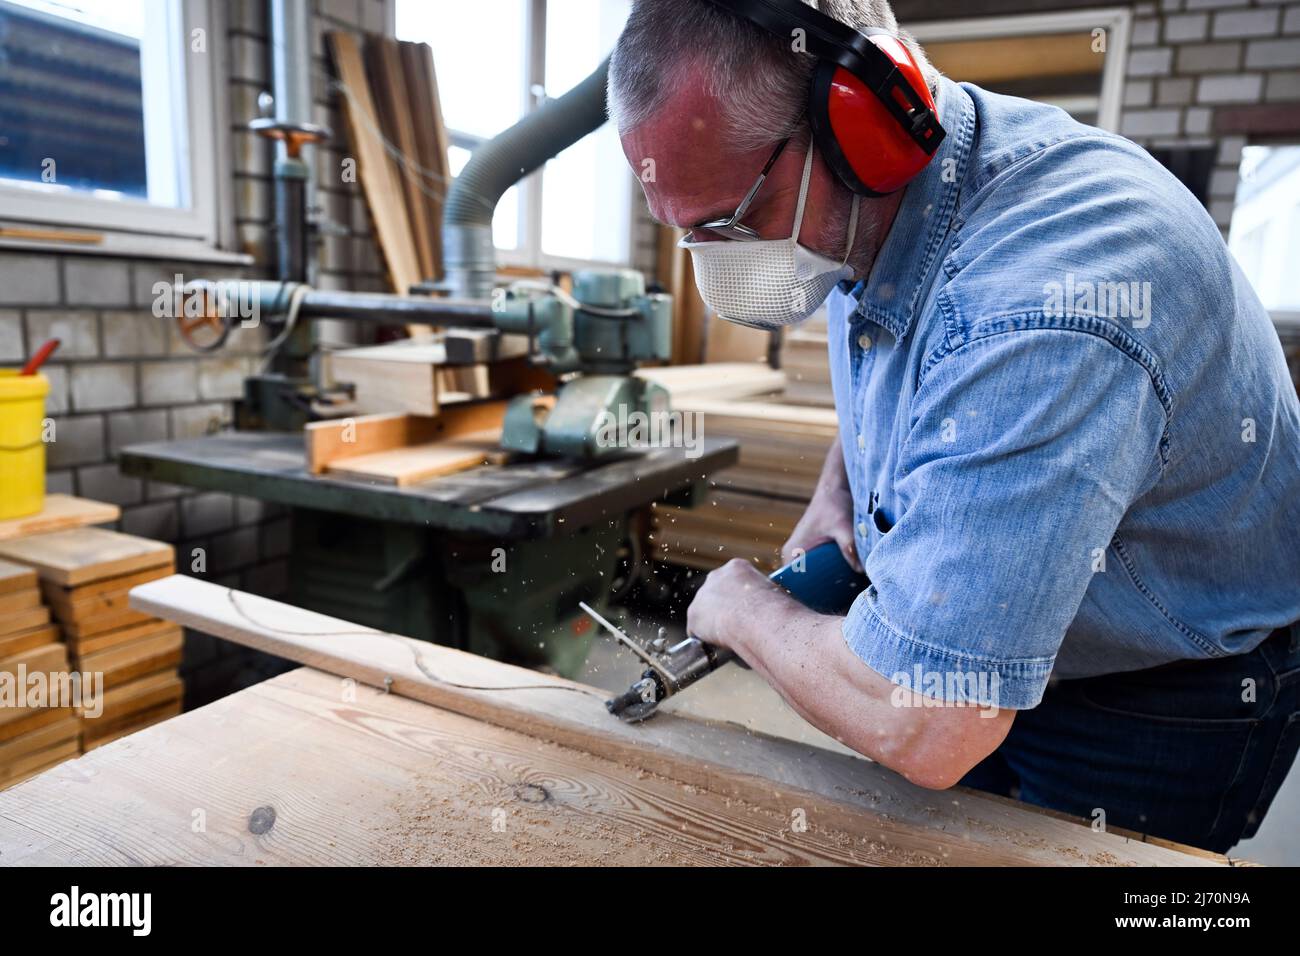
[688,137,791,242]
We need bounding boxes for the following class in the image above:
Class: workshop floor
[580,608,1300,865]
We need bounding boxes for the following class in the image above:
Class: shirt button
[857,521,869,536]
[856,434,865,451]
[857,333,873,350]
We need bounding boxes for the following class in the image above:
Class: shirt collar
[847,77,975,341]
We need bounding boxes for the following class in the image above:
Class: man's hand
[782,438,862,572]
[685,558,786,653]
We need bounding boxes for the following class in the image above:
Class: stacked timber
[649,372,841,572]
[0,558,79,789]
[0,529,184,753]
[780,316,834,407]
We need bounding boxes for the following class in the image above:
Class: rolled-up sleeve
[844,327,1167,709]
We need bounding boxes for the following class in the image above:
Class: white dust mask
[679,144,860,330]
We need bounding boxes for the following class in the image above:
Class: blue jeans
[959,626,1300,853]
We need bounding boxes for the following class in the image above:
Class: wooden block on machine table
[328,340,455,416]
[0,495,119,543]
[0,624,60,661]
[0,559,36,595]
[76,629,183,689]
[0,528,173,588]
[325,430,508,486]
[304,399,508,474]
[67,620,180,658]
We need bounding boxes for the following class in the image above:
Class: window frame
[907,7,1133,133]
[0,0,235,259]
[407,0,636,274]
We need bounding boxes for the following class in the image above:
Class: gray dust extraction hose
[442,57,611,300]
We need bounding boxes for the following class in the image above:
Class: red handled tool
[20,338,60,376]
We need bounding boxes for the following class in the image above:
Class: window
[0,0,225,252]
[396,0,635,270]
[1229,145,1300,328]
[909,8,1132,131]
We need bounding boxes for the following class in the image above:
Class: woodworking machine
[183,268,673,460]
[122,44,737,679]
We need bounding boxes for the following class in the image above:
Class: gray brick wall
[0,0,391,709]
[1114,0,1300,234]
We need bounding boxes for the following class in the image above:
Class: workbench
[119,434,737,539]
[0,576,1236,867]
[119,433,737,673]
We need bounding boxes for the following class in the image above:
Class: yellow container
[0,369,50,520]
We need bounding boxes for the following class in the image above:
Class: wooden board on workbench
[0,495,119,543]
[123,575,1230,867]
[325,430,508,486]
[304,400,509,474]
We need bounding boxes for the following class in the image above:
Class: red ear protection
[705,0,945,197]
[809,35,941,196]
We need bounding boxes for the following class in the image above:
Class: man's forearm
[727,584,1013,788]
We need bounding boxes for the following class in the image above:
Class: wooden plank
[0,605,51,638]
[69,621,180,658]
[327,31,421,296]
[0,528,173,588]
[325,431,508,486]
[0,668,959,865]
[127,575,1226,867]
[0,738,78,788]
[635,362,785,401]
[76,630,184,688]
[400,40,450,280]
[0,643,68,678]
[81,701,182,752]
[304,400,508,474]
[0,716,80,768]
[0,624,60,660]
[0,559,36,595]
[366,35,436,280]
[0,706,74,742]
[0,588,40,616]
[62,607,154,641]
[0,495,119,543]
[39,564,172,610]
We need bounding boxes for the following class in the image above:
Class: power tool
[591,541,869,722]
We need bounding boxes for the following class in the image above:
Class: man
[610,0,1300,852]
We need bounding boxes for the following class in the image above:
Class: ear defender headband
[704,0,945,196]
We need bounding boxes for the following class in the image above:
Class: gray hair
[608,0,938,150]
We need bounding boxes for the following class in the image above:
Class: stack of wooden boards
[0,559,78,790]
[0,529,184,754]
[780,315,834,406]
[644,365,839,572]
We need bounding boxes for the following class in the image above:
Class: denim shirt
[827,77,1300,710]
